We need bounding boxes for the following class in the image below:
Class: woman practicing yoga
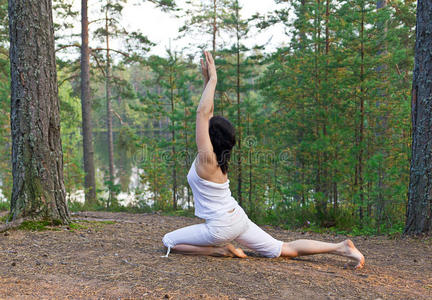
[162,51,365,269]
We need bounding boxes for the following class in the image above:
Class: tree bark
[235,0,242,206]
[105,6,115,205]
[170,67,177,210]
[405,0,432,235]
[81,0,97,205]
[8,0,70,223]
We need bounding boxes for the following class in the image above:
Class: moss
[0,214,9,223]
[18,220,61,231]
[68,222,88,231]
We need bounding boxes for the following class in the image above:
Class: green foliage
[0,200,9,211]
[0,0,416,236]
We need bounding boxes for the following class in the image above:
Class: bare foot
[224,243,247,258]
[338,239,365,269]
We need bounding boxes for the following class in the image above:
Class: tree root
[0,218,24,233]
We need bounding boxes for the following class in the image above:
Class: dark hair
[209,116,236,174]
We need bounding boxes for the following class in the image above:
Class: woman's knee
[162,233,175,248]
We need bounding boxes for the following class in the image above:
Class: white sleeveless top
[187,157,238,220]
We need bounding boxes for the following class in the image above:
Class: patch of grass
[0,214,9,223]
[96,220,115,224]
[68,222,88,231]
[69,220,116,232]
[161,209,195,218]
[0,201,10,211]
[18,220,62,231]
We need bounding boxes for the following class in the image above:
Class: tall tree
[8,0,69,222]
[405,0,432,235]
[81,0,97,205]
[92,0,152,205]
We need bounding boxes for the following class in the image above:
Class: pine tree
[405,0,432,235]
[8,0,70,223]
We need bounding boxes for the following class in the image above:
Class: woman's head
[209,115,236,174]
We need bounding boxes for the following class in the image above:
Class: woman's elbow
[196,109,212,118]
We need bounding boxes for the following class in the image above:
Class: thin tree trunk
[358,2,365,223]
[247,112,252,214]
[105,6,115,205]
[405,0,432,235]
[375,0,388,231]
[314,0,327,220]
[212,0,216,55]
[184,106,191,209]
[235,0,242,206]
[170,68,177,210]
[8,0,70,222]
[81,0,97,205]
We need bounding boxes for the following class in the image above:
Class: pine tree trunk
[212,0,216,55]
[405,0,432,235]
[8,0,70,222]
[81,0,97,205]
[358,2,365,223]
[235,0,242,206]
[170,70,177,210]
[105,7,115,205]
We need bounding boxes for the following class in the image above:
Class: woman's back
[187,157,238,220]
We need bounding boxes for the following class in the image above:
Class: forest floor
[0,211,431,299]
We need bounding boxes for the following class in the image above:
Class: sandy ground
[0,211,431,299]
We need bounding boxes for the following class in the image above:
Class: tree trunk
[358,2,365,223]
[235,0,242,206]
[81,0,97,205]
[170,69,177,210]
[8,0,70,222]
[105,6,115,205]
[405,0,432,235]
[212,0,216,55]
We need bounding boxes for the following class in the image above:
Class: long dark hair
[209,115,236,174]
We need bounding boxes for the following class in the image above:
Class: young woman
[162,51,365,269]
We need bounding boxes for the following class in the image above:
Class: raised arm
[196,51,217,164]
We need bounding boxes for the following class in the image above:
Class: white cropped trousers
[162,205,283,258]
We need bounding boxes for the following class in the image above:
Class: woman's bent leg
[281,239,365,268]
[172,244,246,257]
[162,223,246,257]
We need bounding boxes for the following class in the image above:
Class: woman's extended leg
[281,239,365,268]
[235,215,365,268]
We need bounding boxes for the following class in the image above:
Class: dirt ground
[0,211,431,300]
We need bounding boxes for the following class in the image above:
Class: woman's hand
[200,55,209,86]
[204,51,217,82]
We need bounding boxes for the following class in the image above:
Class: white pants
[162,205,283,258]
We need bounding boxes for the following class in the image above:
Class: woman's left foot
[339,239,365,269]
[224,243,247,258]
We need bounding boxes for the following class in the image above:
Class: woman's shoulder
[194,154,228,184]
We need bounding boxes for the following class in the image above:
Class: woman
[162,51,365,269]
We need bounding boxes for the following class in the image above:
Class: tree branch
[59,74,80,87]
[91,48,130,57]
[56,44,81,53]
